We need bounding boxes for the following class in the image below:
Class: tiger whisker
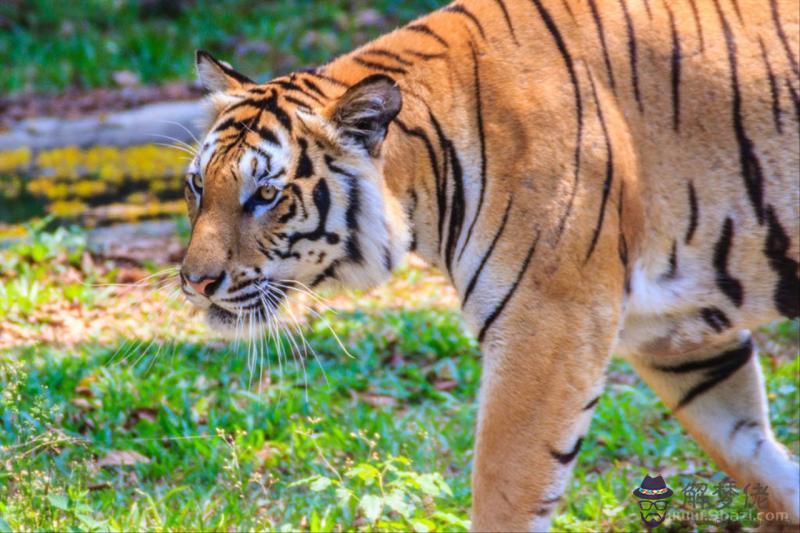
[268,285,329,386]
[152,141,197,159]
[149,133,199,155]
[154,119,201,145]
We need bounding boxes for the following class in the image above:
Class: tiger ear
[327,75,402,156]
[195,50,254,93]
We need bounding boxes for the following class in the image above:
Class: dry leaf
[434,380,458,391]
[361,393,398,407]
[71,397,93,410]
[97,450,150,467]
[124,407,158,429]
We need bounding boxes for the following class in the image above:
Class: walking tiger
[178,0,799,529]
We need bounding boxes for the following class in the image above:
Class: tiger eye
[259,185,278,203]
[190,173,203,191]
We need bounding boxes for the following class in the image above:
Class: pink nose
[182,272,224,297]
[188,277,215,295]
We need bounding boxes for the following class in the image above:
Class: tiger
[178,0,799,530]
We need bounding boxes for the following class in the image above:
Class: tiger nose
[181,271,225,297]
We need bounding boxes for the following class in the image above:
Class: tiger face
[180,51,410,334]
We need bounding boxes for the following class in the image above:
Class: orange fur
[181,1,799,529]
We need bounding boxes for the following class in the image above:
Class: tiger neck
[320,46,477,274]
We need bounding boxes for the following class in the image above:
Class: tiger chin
[178,0,799,530]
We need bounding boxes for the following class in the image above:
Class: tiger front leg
[467,294,619,532]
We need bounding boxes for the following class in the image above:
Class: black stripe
[407,189,418,252]
[533,494,562,516]
[310,261,339,288]
[701,306,732,333]
[688,0,706,52]
[666,2,682,132]
[713,0,766,224]
[730,0,744,23]
[771,0,800,78]
[264,93,292,133]
[585,69,613,263]
[325,155,363,264]
[361,48,414,66]
[685,181,699,244]
[786,79,800,123]
[383,243,393,272]
[478,230,540,343]
[286,178,339,250]
[759,38,784,134]
[444,4,487,39]
[663,240,678,279]
[301,78,328,99]
[550,437,583,464]
[406,23,450,48]
[402,49,447,61]
[617,181,628,267]
[429,111,452,253]
[295,138,314,179]
[561,0,576,21]
[655,339,753,409]
[730,419,759,439]
[276,194,298,224]
[764,205,800,318]
[713,217,744,307]
[305,70,349,87]
[493,0,520,46]
[643,0,653,19]
[463,196,513,307]
[583,395,601,410]
[233,92,293,133]
[353,57,407,75]
[530,0,584,237]
[393,119,444,250]
[588,0,617,92]
[443,139,466,278]
[618,0,644,112]
[283,95,314,110]
[458,42,488,262]
[271,79,325,105]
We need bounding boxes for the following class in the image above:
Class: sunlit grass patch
[0,224,797,531]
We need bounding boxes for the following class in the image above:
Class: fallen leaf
[124,407,158,429]
[97,450,150,467]
[71,397,93,410]
[361,393,397,407]
[434,380,458,391]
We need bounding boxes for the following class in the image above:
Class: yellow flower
[0,147,31,173]
[72,180,107,198]
[49,200,87,218]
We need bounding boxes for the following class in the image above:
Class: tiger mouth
[206,294,284,327]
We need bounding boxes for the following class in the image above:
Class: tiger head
[180,51,410,334]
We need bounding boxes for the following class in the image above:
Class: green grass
[0,225,798,531]
[1,0,446,94]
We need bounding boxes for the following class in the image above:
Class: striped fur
[179,2,799,530]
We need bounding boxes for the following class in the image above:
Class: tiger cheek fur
[180,1,799,530]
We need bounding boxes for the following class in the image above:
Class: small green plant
[292,430,468,531]
[0,220,104,319]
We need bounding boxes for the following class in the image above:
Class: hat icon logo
[633,475,673,528]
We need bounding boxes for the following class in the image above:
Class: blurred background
[0,1,796,531]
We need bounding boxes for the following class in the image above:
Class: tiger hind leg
[627,331,799,524]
